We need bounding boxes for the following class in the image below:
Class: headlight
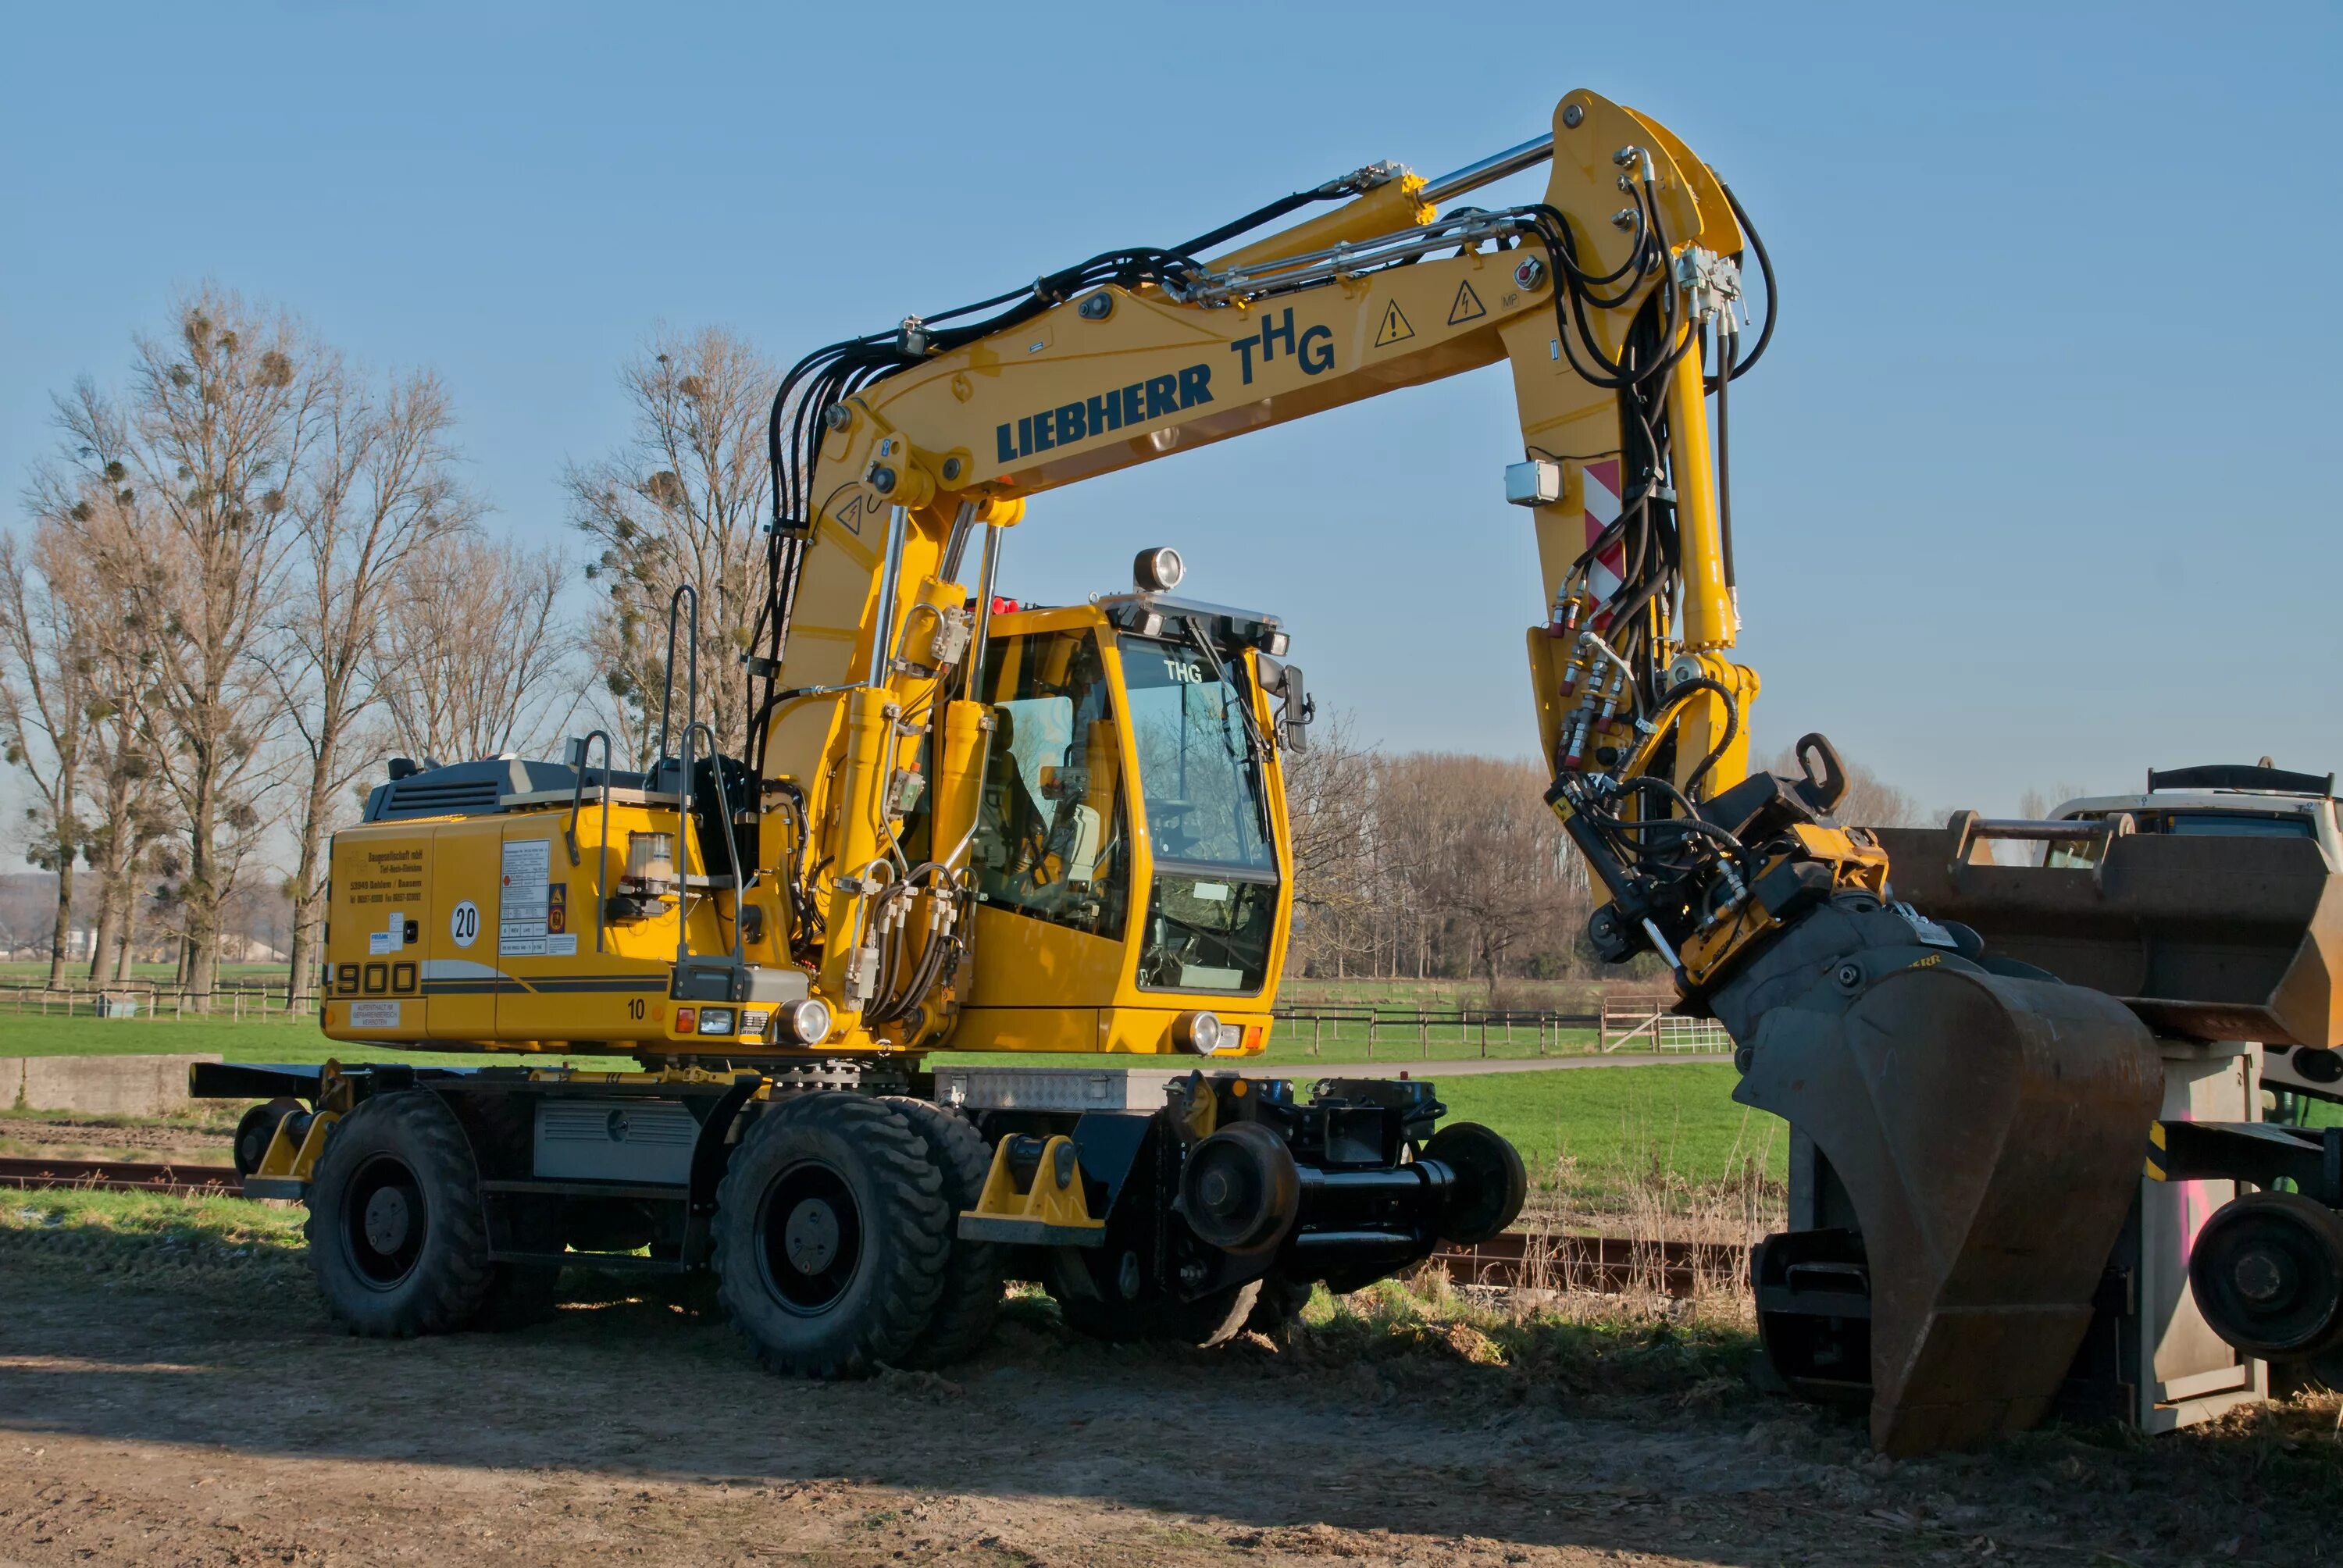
[783,997,833,1044]
[1264,630,1289,657]
[1174,1009,1236,1054]
[697,1007,736,1035]
[1133,546,1185,593]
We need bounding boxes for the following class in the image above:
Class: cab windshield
[1118,635,1275,872]
[1120,633,1279,996]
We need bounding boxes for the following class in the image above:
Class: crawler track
[0,1156,243,1197]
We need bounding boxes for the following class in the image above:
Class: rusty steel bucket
[1874,816,2343,1049]
[1734,955,2161,1454]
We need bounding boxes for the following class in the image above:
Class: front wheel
[713,1093,950,1377]
[305,1092,493,1337]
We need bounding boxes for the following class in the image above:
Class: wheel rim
[756,1160,863,1314]
[342,1153,427,1289]
[2192,1196,2343,1355]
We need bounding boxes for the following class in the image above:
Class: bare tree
[0,519,100,985]
[80,697,173,985]
[47,287,330,1006]
[1279,713,1378,977]
[73,530,173,985]
[567,327,775,764]
[269,370,480,1007]
[1379,754,1583,988]
[373,535,573,766]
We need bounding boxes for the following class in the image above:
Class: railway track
[2,1157,1749,1299]
[1425,1231,1748,1297]
[0,1155,243,1196]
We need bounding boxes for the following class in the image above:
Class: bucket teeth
[1736,962,2161,1454]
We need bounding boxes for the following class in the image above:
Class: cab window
[972,629,1129,941]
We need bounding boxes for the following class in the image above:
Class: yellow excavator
[198,87,2343,1452]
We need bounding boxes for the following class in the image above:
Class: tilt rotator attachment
[949,1067,1526,1311]
[1556,746,2166,1454]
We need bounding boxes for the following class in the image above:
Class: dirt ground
[5,1211,2343,1568]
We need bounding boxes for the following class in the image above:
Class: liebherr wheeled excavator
[200,89,2343,1450]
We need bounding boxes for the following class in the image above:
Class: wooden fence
[1597,995,1729,1054]
[1269,1002,1610,1059]
[0,982,316,1021]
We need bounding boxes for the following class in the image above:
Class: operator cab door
[963,623,1129,1038]
[959,619,1283,1038]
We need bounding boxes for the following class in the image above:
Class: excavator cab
[948,587,1297,1057]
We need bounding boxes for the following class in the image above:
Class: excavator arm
[754,89,1798,1020]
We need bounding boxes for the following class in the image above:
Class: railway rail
[1425,1231,1747,1297]
[2,1157,1749,1300]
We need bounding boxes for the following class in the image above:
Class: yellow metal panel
[949,1003,1100,1053]
[424,818,505,1040]
[323,823,431,1042]
[494,813,669,1048]
[962,903,1125,1010]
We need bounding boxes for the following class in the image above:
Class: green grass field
[1439,1064,1780,1187]
[0,1014,494,1068]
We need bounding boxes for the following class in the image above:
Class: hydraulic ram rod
[1418,133,1556,204]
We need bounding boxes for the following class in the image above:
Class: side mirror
[1260,658,1311,754]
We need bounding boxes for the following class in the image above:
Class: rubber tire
[713,1093,950,1377]
[882,1098,1006,1367]
[305,1091,493,1338]
[458,1096,563,1331]
[1053,1277,1264,1349]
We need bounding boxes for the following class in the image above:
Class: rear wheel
[883,1098,1006,1367]
[713,1093,950,1377]
[305,1092,493,1337]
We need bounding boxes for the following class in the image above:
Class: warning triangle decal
[1448,279,1487,326]
[1373,299,1415,348]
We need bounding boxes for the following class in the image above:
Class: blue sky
[4,1,2338,836]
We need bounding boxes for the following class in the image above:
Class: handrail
[655,583,701,771]
[679,719,749,968]
[564,729,615,954]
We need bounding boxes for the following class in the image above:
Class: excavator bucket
[1736,960,2162,1453]
[1872,820,2343,1050]
[1737,820,2343,1452]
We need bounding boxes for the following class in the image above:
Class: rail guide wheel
[713,1092,953,1377]
[2189,1190,2343,1360]
[305,1090,494,1337]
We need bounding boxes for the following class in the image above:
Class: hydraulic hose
[1721,183,1774,380]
